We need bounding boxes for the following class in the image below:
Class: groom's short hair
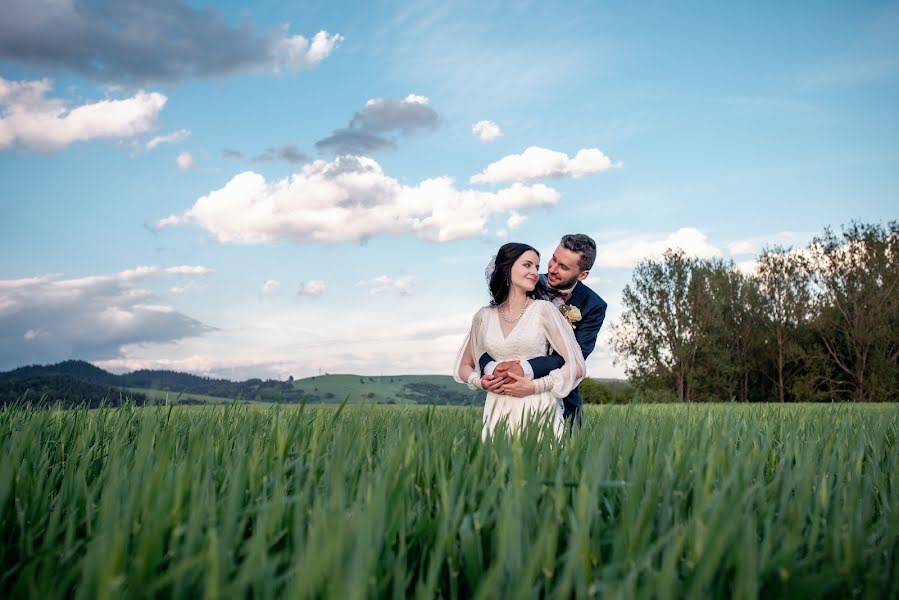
[561,234,597,271]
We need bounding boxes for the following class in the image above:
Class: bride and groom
[454,234,607,440]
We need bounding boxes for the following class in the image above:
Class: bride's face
[510,250,540,292]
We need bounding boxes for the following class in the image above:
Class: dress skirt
[482,390,564,441]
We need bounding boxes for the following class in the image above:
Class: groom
[479,233,607,429]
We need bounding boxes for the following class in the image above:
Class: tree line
[610,221,898,402]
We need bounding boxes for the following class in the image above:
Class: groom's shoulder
[576,281,607,309]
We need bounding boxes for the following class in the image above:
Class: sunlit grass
[2,402,897,598]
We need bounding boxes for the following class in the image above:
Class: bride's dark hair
[488,242,554,306]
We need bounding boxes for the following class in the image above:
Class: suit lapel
[568,280,586,308]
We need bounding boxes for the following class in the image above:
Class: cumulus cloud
[728,241,756,255]
[472,120,502,142]
[271,30,343,72]
[156,155,560,243]
[0,0,341,84]
[169,281,201,295]
[253,145,308,164]
[146,128,190,150]
[297,280,327,296]
[357,275,415,296]
[261,280,281,294]
[470,146,621,184]
[315,94,439,155]
[164,266,214,276]
[595,228,722,269]
[0,77,166,152]
[0,266,214,369]
[176,151,196,172]
[726,231,807,257]
[506,211,527,230]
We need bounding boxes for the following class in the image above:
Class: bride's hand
[500,372,536,397]
[481,373,506,392]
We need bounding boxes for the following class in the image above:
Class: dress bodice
[453,299,585,401]
[482,303,551,361]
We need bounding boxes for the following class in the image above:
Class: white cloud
[165,265,214,276]
[146,128,190,149]
[595,228,722,269]
[496,229,509,239]
[0,267,213,368]
[735,260,757,276]
[356,275,415,296]
[170,281,201,295]
[506,211,527,230]
[726,231,809,257]
[0,77,166,152]
[297,280,327,296]
[176,151,196,172]
[157,155,561,243]
[273,30,343,71]
[728,241,756,255]
[470,146,621,184]
[261,280,281,294]
[472,120,502,142]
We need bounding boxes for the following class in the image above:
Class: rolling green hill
[291,374,481,405]
[0,361,629,406]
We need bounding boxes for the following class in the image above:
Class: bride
[454,243,586,440]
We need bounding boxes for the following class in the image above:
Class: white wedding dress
[453,299,586,441]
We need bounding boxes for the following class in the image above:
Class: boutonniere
[559,304,582,329]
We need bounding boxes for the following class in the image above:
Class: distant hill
[0,360,120,385]
[0,360,629,406]
[118,369,230,390]
[0,374,148,408]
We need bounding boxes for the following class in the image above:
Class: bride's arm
[453,309,486,390]
[534,301,586,398]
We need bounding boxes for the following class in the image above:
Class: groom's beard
[546,273,580,291]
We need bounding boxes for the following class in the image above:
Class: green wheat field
[2,402,897,599]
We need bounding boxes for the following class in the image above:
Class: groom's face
[547,244,588,289]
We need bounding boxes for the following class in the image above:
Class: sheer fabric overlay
[453,300,586,439]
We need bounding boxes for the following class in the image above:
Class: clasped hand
[480,360,534,397]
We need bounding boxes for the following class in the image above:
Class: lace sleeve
[538,301,586,398]
[453,307,488,389]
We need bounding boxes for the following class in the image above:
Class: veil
[484,255,496,285]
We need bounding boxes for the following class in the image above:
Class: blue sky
[1,0,897,379]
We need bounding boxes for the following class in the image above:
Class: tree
[807,221,899,401]
[579,378,614,404]
[755,246,812,402]
[612,250,713,402]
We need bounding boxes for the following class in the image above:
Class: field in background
[289,374,468,404]
[2,403,897,598]
[125,387,238,405]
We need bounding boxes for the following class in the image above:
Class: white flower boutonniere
[559,304,582,329]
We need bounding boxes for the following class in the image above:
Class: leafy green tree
[579,378,614,404]
[612,250,712,402]
[807,221,899,401]
[755,246,813,402]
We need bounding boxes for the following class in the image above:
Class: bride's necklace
[501,297,530,323]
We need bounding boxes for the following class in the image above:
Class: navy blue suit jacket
[479,276,607,408]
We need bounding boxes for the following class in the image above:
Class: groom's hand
[494,360,527,379]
